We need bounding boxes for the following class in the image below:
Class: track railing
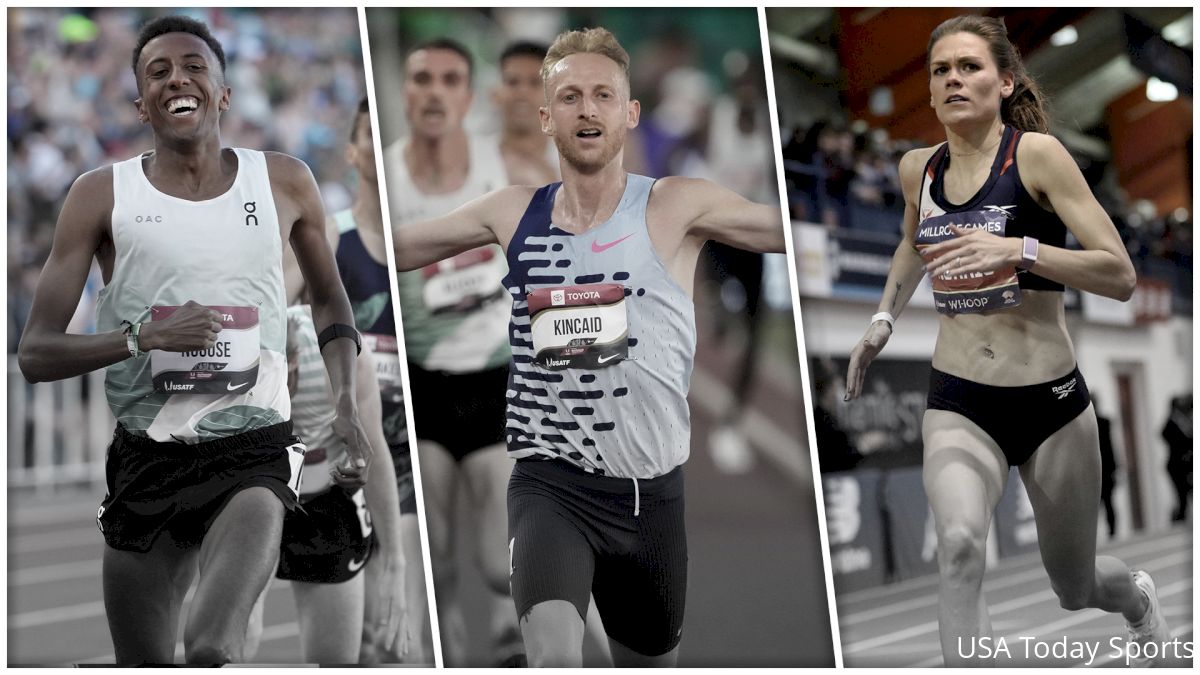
[7,356,112,493]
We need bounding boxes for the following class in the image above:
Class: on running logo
[508,537,516,577]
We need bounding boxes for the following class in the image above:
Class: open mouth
[576,128,602,139]
[165,96,200,116]
[945,95,969,104]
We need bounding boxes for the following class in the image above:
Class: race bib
[421,246,506,314]
[150,305,260,394]
[528,283,628,370]
[915,210,1021,315]
[363,332,403,404]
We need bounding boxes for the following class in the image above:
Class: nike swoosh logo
[597,353,620,364]
[591,233,633,253]
[227,381,249,391]
[348,556,366,572]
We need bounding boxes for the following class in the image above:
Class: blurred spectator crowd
[8,7,367,352]
[781,120,1192,309]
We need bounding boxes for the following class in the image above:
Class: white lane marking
[10,527,104,554]
[76,622,303,665]
[842,551,1192,655]
[837,530,1190,608]
[840,538,1191,626]
[8,560,97,586]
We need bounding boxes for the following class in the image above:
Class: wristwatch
[122,321,142,358]
[1016,236,1039,271]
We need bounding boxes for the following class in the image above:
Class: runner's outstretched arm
[392,187,534,271]
[666,176,787,254]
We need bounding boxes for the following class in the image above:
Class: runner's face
[134,32,229,143]
[404,48,472,140]
[346,111,376,184]
[928,32,1013,129]
[495,54,544,134]
[541,52,638,174]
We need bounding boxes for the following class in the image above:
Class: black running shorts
[507,458,687,657]
[97,422,302,552]
[391,441,418,515]
[407,363,508,462]
[277,486,377,584]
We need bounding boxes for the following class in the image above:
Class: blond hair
[541,27,630,87]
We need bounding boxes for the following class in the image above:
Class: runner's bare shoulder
[59,165,115,239]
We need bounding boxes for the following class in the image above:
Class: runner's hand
[139,300,223,352]
[331,404,371,488]
[923,224,1021,279]
[364,551,409,657]
[845,321,892,401]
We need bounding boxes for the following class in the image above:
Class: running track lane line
[906,579,1193,667]
[75,622,302,665]
[836,530,1191,607]
[839,533,1190,626]
[842,550,1191,655]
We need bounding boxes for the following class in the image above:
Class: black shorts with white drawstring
[507,457,687,656]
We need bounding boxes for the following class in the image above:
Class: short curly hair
[131,16,226,80]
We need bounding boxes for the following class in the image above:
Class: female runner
[844,15,1170,666]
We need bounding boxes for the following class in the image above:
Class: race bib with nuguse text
[528,283,628,370]
[421,246,507,314]
[150,305,261,394]
[363,333,403,404]
[915,210,1021,315]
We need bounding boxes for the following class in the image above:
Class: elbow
[1113,264,1137,302]
[16,344,45,383]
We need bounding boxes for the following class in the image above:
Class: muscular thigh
[1019,404,1101,579]
[922,410,1009,536]
[461,444,513,577]
[507,479,595,622]
[592,496,687,658]
[415,439,458,559]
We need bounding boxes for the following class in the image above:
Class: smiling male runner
[17,16,370,665]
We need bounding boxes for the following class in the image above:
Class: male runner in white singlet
[243,306,404,664]
[393,27,787,667]
[17,16,370,665]
[382,38,523,665]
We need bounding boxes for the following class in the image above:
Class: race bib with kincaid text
[150,305,261,394]
[527,283,628,370]
[421,246,507,314]
[915,209,1022,315]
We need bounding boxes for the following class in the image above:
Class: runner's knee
[1051,581,1093,611]
[184,636,235,666]
[937,524,986,583]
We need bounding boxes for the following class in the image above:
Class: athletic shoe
[1126,570,1170,667]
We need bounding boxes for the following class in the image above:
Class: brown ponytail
[927,15,1050,134]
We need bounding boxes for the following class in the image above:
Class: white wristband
[870,312,895,329]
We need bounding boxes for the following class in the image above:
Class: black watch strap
[317,323,362,355]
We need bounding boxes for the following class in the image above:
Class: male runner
[381,39,522,666]
[244,305,403,664]
[493,41,559,186]
[392,27,786,667]
[17,16,370,665]
[330,98,430,664]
